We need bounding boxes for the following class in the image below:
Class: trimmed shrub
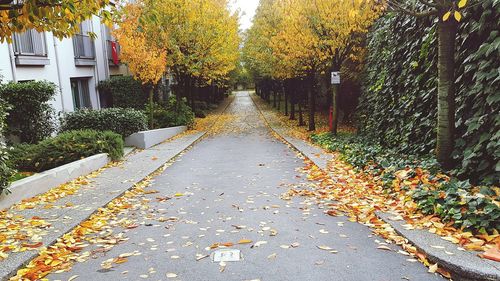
[0,97,15,194]
[60,108,148,138]
[145,97,195,129]
[9,130,123,173]
[0,81,56,143]
[98,76,148,109]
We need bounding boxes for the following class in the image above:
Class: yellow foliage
[0,0,112,42]
[244,0,382,80]
[112,3,168,85]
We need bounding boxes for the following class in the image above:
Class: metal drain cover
[213,249,241,262]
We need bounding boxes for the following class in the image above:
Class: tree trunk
[273,90,277,108]
[283,82,288,116]
[149,87,154,129]
[308,75,315,131]
[277,91,281,111]
[436,19,457,169]
[298,101,304,126]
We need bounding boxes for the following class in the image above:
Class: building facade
[0,16,128,113]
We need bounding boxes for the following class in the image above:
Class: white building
[0,16,129,113]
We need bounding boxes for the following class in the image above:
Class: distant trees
[244,0,380,131]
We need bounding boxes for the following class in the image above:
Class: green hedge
[145,97,195,129]
[0,97,15,194]
[358,1,499,185]
[60,108,148,137]
[0,80,56,144]
[9,130,123,173]
[312,132,500,234]
[98,76,148,109]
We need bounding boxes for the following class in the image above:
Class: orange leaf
[238,239,252,244]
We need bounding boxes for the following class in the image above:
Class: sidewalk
[251,93,500,281]
[0,97,233,280]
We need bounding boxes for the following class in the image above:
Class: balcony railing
[106,40,121,64]
[72,34,95,59]
[13,29,47,56]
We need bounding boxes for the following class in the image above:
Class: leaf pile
[0,165,114,262]
[312,132,500,235]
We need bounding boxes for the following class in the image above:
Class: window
[105,26,121,65]
[70,79,92,110]
[73,20,95,60]
[12,29,50,65]
[13,29,47,56]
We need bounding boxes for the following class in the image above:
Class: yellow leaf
[454,11,462,22]
[237,239,252,244]
[428,263,438,273]
[458,0,467,9]
[442,11,451,21]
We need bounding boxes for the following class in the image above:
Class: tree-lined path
[39,92,440,281]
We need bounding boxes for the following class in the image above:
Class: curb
[0,153,110,211]
[0,97,234,281]
[377,212,500,281]
[250,93,500,281]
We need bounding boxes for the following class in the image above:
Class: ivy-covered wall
[358,1,499,185]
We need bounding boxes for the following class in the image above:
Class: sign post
[330,72,341,134]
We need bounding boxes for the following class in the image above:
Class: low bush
[98,76,148,109]
[9,130,123,173]
[312,132,500,234]
[145,97,195,129]
[0,81,56,143]
[60,108,148,137]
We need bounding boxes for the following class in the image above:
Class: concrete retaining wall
[125,126,187,149]
[0,153,109,210]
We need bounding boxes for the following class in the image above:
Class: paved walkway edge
[0,97,234,281]
[0,153,110,211]
[250,93,500,281]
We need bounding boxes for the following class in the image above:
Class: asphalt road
[46,92,442,281]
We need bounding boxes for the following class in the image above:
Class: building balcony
[73,34,96,66]
[106,40,121,65]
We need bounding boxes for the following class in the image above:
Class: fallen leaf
[377,245,392,251]
[238,239,252,244]
[428,263,438,273]
[317,245,333,251]
[166,273,178,278]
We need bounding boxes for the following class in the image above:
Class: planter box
[125,126,187,149]
[0,153,109,210]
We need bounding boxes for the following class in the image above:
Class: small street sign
[331,72,340,85]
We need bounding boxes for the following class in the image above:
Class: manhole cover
[213,249,241,262]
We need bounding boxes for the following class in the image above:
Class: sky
[230,0,259,31]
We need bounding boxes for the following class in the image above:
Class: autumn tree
[0,0,112,41]
[385,0,468,168]
[112,2,168,128]
[152,0,240,110]
[299,0,381,134]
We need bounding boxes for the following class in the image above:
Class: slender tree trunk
[436,19,457,168]
[149,87,154,129]
[282,82,288,116]
[298,99,304,126]
[273,90,277,108]
[308,74,315,131]
[277,91,281,111]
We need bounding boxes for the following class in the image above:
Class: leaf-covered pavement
[9,92,442,281]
